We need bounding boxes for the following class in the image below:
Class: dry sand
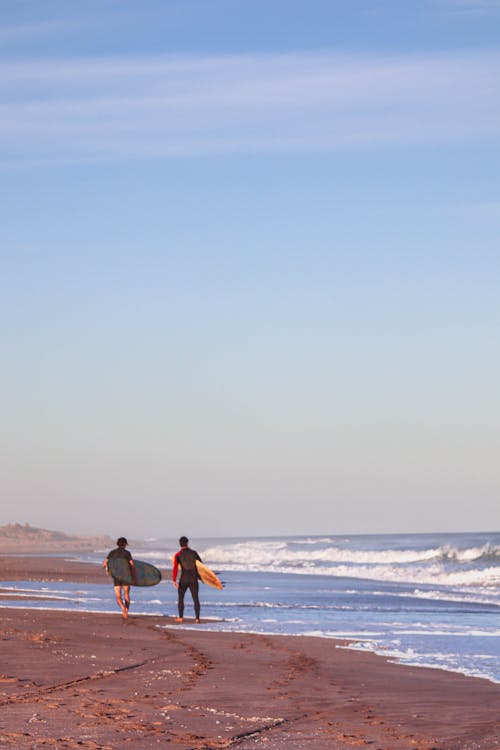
[0,555,498,749]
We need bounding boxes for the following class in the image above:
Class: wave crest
[201,541,500,567]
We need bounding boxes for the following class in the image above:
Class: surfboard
[107,558,161,587]
[195,560,223,590]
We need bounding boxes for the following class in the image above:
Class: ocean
[2,531,499,684]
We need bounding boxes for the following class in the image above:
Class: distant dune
[0,523,113,553]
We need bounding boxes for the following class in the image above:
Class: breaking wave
[199,540,500,589]
[202,541,499,566]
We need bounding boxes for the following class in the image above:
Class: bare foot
[195,618,200,623]
[174,617,183,623]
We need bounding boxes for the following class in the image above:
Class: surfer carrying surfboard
[102,537,137,619]
[172,536,202,623]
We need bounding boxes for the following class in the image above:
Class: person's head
[179,536,188,547]
[117,537,128,547]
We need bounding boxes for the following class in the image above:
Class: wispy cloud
[1,51,499,165]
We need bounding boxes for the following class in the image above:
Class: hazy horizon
[2,520,499,543]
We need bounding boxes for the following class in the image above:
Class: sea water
[1,532,499,684]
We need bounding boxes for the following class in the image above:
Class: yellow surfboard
[195,560,223,590]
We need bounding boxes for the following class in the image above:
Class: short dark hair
[179,536,188,547]
[117,537,128,546]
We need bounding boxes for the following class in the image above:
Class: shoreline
[0,555,499,748]
[1,554,498,687]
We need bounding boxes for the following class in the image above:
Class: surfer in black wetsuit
[103,537,136,619]
[172,536,202,623]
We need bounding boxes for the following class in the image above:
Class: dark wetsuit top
[173,547,202,583]
[106,547,132,586]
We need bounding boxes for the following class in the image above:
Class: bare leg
[123,585,131,613]
[114,584,128,618]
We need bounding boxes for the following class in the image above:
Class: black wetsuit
[173,547,202,619]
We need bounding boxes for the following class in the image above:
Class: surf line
[0,660,151,707]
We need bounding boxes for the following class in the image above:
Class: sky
[1,0,499,539]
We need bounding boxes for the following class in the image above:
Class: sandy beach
[0,556,498,750]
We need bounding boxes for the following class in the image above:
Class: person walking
[172,536,202,623]
[103,537,136,619]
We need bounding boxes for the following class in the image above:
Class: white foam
[392,628,500,637]
[201,541,500,566]
[202,541,444,565]
[194,559,500,590]
[197,540,500,589]
[343,641,500,684]
[373,588,500,607]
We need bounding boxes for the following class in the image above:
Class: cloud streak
[1,51,499,164]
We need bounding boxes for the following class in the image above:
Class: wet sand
[0,555,498,749]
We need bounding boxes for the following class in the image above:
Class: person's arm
[129,557,137,585]
[172,552,179,588]
[102,556,109,573]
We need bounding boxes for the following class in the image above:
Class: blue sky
[1,0,499,538]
